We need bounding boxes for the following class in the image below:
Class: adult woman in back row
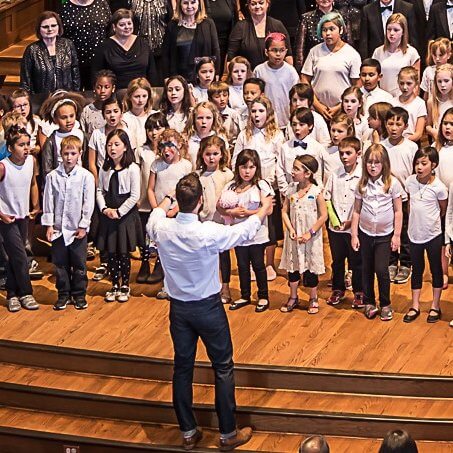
[92,8,159,89]
[226,0,293,71]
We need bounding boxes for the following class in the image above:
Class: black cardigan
[226,16,292,70]
[161,18,221,81]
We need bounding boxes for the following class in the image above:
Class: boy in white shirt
[42,136,95,311]
[254,33,300,128]
[360,58,394,115]
[381,106,417,284]
[238,77,265,130]
[277,107,325,195]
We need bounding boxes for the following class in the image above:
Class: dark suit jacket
[359,0,418,59]
[427,1,451,41]
[412,0,442,57]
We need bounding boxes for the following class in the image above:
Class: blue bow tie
[294,140,308,149]
[380,5,392,12]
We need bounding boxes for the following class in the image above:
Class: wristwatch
[165,194,175,204]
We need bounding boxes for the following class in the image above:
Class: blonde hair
[358,144,392,194]
[123,77,153,113]
[246,95,279,142]
[330,112,355,145]
[226,56,253,85]
[426,37,452,66]
[158,128,188,160]
[184,101,226,138]
[398,66,419,84]
[61,135,82,153]
[384,13,409,53]
[1,111,27,133]
[172,0,207,24]
[429,63,453,130]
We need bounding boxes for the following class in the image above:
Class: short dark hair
[94,69,117,88]
[36,11,64,40]
[379,430,418,453]
[289,83,314,106]
[176,173,203,213]
[299,435,330,453]
[361,58,382,74]
[102,94,123,115]
[290,107,314,128]
[103,129,135,171]
[412,146,439,172]
[339,136,361,153]
[243,77,266,93]
[386,106,409,125]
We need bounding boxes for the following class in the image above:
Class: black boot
[136,260,150,283]
[147,257,164,284]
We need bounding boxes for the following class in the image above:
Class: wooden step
[0,406,451,453]
[0,34,34,77]
[0,363,452,441]
[1,339,452,398]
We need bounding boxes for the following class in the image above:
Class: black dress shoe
[183,429,203,451]
[147,257,164,284]
[136,261,150,283]
[229,299,250,310]
[427,308,441,323]
[403,308,420,323]
[255,299,269,312]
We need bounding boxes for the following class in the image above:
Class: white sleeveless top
[0,155,34,218]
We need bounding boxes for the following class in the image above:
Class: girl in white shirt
[122,77,155,150]
[421,38,451,101]
[160,76,192,133]
[184,101,228,170]
[341,86,368,143]
[372,13,420,97]
[232,95,285,279]
[351,144,403,321]
[426,64,453,142]
[191,57,216,104]
[196,135,234,305]
[404,147,447,324]
[226,56,252,113]
[218,149,273,312]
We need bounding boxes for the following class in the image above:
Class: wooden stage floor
[0,243,451,378]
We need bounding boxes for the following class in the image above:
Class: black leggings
[409,234,443,290]
[288,270,318,287]
[220,250,231,284]
[108,253,131,287]
[235,243,268,300]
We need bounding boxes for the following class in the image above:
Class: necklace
[417,175,433,200]
[179,19,196,28]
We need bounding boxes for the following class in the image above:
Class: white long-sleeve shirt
[42,163,95,246]
[147,209,262,301]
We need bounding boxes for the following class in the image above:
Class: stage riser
[0,385,451,441]
[1,340,452,398]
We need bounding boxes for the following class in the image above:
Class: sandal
[427,308,441,323]
[280,296,299,313]
[307,298,319,314]
[403,307,420,323]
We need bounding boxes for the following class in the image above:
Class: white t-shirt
[372,45,420,97]
[392,96,427,139]
[123,111,155,149]
[166,111,187,133]
[229,85,246,112]
[302,42,361,108]
[254,61,300,127]
[405,174,448,243]
[192,85,209,104]
[150,158,192,205]
[436,144,453,188]
[322,145,343,185]
[360,87,394,115]
[355,176,403,236]
[420,65,436,97]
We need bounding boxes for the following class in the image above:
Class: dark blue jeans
[169,293,236,434]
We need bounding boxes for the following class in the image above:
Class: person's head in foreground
[379,430,418,453]
[299,435,330,453]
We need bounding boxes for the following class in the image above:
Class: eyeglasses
[13,103,29,109]
[41,23,58,30]
[158,141,177,150]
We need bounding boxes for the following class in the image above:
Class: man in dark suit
[427,0,452,41]
[411,0,443,59]
[359,0,419,59]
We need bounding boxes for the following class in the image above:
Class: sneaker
[53,296,71,311]
[344,270,353,290]
[7,296,21,313]
[364,304,379,319]
[86,243,96,261]
[380,305,394,321]
[266,265,277,281]
[105,287,119,302]
[388,265,398,282]
[393,266,411,284]
[352,292,365,309]
[19,295,39,310]
[29,259,44,280]
[116,286,130,303]
[93,264,108,281]
[156,289,169,300]
[74,296,88,310]
[219,427,253,451]
[327,290,345,306]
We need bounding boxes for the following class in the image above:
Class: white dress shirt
[147,209,262,301]
[380,0,394,31]
[42,163,95,246]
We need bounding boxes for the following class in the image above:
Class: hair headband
[51,98,77,120]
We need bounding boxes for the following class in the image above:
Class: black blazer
[412,0,443,57]
[161,18,221,80]
[427,1,451,41]
[359,0,418,59]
